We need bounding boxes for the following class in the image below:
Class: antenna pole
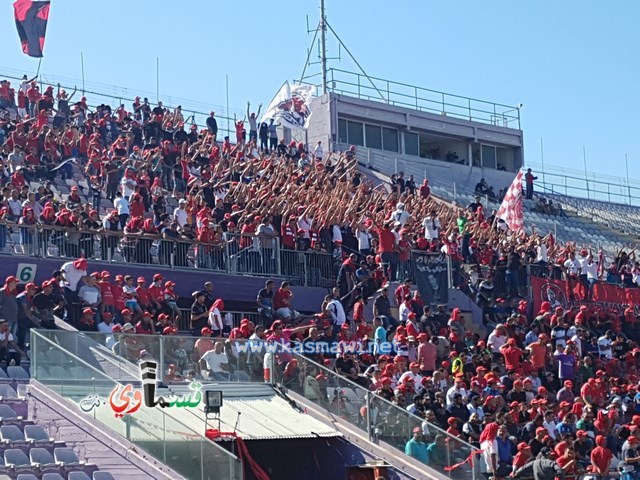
[320,0,327,94]
[325,20,387,102]
[299,23,320,83]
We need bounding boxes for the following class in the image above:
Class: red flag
[14,0,50,58]
[496,171,524,231]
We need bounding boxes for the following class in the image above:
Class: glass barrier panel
[292,352,477,480]
[30,330,241,480]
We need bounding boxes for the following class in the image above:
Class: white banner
[261,81,314,129]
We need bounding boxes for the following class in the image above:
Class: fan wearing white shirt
[390,203,411,227]
[582,253,599,301]
[563,251,581,301]
[597,331,614,359]
[173,199,188,227]
[422,210,440,240]
[313,141,323,161]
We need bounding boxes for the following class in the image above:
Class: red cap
[4,276,17,284]
[409,362,419,369]
[517,442,531,451]
[201,327,212,336]
[563,380,573,388]
[153,274,163,281]
[82,307,93,315]
[137,277,146,283]
[121,308,132,316]
[163,326,176,335]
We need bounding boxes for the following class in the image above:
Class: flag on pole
[261,81,314,129]
[14,0,50,58]
[496,171,525,231]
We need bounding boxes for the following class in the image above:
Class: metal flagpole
[80,52,85,95]
[320,0,327,94]
[540,138,546,192]
[226,74,230,138]
[626,153,631,205]
[583,146,589,199]
[156,57,159,103]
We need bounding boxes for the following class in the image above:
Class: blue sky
[1,0,638,184]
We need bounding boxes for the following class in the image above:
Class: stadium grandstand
[1,1,640,480]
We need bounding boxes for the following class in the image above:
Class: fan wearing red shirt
[130,194,145,218]
[590,435,612,476]
[147,274,166,311]
[135,277,154,313]
[499,338,523,371]
[526,336,548,371]
[98,271,115,315]
[394,279,411,308]
[240,218,256,249]
[280,218,296,250]
[273,281,295,320]
[580,378,601,406]
[111,275,126,313]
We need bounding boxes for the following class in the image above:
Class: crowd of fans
[5,75,640,479]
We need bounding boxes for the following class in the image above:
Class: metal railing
[1,223,336,287]
[314,68,520,129]
[0,66,241,141]
[528,161,640,207]
[177,308,260,333]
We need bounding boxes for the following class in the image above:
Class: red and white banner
[496,171,524,232]
[531,276,640,315]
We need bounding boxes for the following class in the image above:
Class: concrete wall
[0,256,326,312]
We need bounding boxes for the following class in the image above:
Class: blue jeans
[505,270,520,297]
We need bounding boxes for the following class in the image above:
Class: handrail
[291,350,478,452]
[324,67,520,129]
[0,67,241,140]
[328,68,517,110]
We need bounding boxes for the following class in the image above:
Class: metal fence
[177,308,260,332]
[316,68,521,129]
[2,224,336,287]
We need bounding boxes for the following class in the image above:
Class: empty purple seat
[42,474,64,480]
[4,448,35,474]
[24,425,51,443]
[68,473,91,480]
[16,474,39,480]
[93,472,115,480]
[29,447,57,467]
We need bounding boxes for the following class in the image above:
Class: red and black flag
[13,0,50,58]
